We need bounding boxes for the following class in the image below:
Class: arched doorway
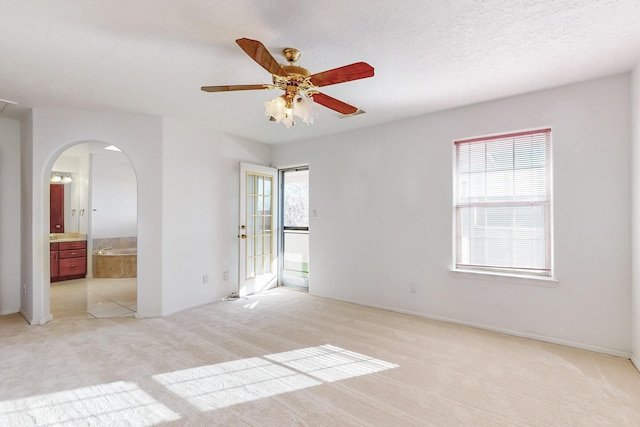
[48,141,138,320]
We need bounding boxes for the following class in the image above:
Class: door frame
[278,166,310,291]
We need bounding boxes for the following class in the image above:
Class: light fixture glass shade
[293,94,315,125]
[265,96,294,128]
[50,172,73,183]
[265,92,316,128]
[265,96,286,120]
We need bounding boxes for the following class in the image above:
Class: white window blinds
[454,128,551,275]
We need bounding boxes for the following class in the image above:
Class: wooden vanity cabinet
[50,243,59,278]
[51,241,87,282]
[50,184,65,233]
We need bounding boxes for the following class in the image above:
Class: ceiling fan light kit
[201,38,374,129]
[264,92,315,129]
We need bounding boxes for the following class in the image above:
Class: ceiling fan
[201,38,374,128]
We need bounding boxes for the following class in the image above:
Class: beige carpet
[1,287,639,426]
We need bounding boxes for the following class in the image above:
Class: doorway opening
[49,142,138,320]
[279,167,309,291]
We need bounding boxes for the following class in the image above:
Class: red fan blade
[309,62,374,87]
[312,92,360,115]
[201,84,272,92]
[236,38,288,77]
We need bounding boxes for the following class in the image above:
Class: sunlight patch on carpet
[153,344,398,411]
[265,344,399,383]
[0,381,180,426]
[153,356,321,411]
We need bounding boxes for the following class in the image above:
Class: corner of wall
[631,62,640,372]
[19,111,35,320]
[632,354,640,373]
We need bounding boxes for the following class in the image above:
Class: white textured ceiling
[1,0,639,144]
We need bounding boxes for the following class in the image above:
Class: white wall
[91,152,137,239]
[23,109,163,323]
[632,64,640,368]
[20,112,34,320]
[273,74,632,356]
[0,117,21,314]
[161,118,271,315]
[19,109,273,322]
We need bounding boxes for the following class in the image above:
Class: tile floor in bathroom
[50,277,137,320]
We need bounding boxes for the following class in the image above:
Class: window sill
[449,268,559,287]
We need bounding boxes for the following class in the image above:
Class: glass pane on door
[283,232,309,279]
[281,169,309,289]
[246,172,274,279]
[283,171,309,228]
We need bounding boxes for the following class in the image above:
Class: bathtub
[93,248,137,278]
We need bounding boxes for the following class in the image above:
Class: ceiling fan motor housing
[282,47,301,64]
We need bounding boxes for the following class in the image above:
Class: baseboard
[631,354,640,373]
[18,309,53,325]
[18,309,32,324]
[134,311,162,319]
[160,295,229,318]
[0,307,20,316]
[314,293,632,359]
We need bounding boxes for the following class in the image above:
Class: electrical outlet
[203,274,209,284]
[23,283,27,293]
[410,282,417,294]
[223,271,229,281]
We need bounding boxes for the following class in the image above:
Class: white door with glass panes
[238,162,278,296]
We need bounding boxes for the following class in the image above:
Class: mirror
[50,142,113,237]
[49,173,80,233]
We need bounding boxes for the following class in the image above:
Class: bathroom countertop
[50,233,87,243]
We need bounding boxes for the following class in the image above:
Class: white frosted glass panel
[246,257,255,279]
[255,196,262,214]
[255,237,262,256]
[248,174,255,195]
[256,257,264,276]
[247,214,255,237]
[247,235,254,257]
[264,178,272,196]
[264,194,271,212]
[264,235,271,255]
[264,256,271,274]
[256,216,263,235]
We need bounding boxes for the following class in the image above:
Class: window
[454,128,552,276]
